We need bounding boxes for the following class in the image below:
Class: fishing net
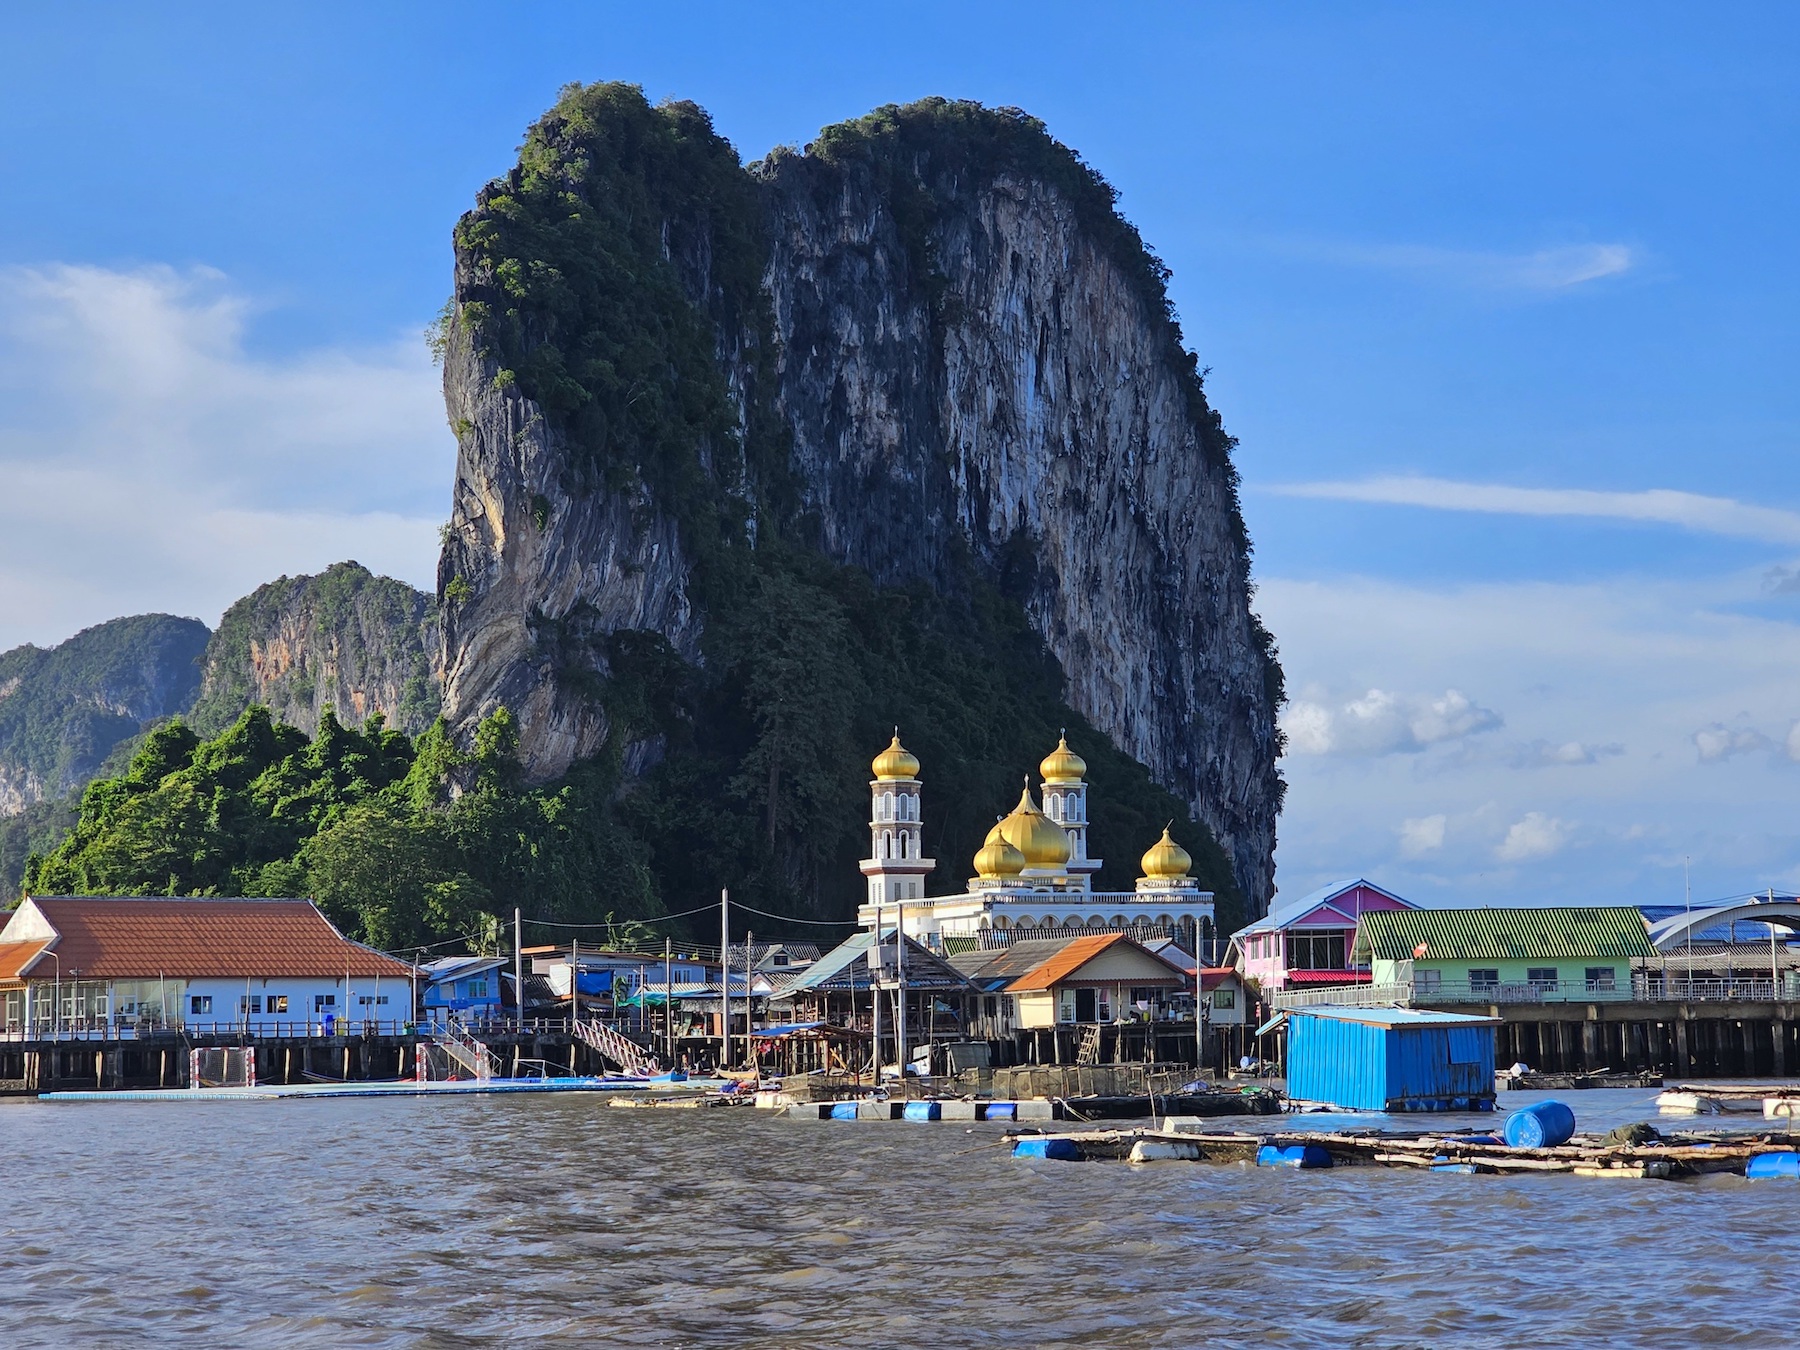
[191,1047,255,1088]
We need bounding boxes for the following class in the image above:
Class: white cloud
[1693,723,1771,763]
[1296,240,1636,291]
[1517,739,1626,768]
[1397,814,1446,858]
[0,264,448,648]
[1789,723,1800,763]
[1281,686,1501,757]
[1496,812,1571,863]
[1259,571,1800,904]
[1267,477,1800,547]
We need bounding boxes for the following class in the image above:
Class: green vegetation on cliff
[25,706,658,950]
[0,614,210,815]
[445,83,1253,933]
[189,562,441,738]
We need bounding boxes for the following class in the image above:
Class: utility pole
[719,888,730,1072]
[895,901,907,1081]
[664,936,674,1065]
[871,901,882,1087]
[1195,949,1205,1073]
[744,929,755,1078]
[1772,887,1781,997]
[514,907,524,1029]
[1684,857,1693,997]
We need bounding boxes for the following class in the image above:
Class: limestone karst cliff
[0,614,209,817]
[190,562,442,738]
[437,87,1283,912]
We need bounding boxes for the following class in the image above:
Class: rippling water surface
[2,1089,1796,1347]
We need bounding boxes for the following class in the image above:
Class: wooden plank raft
[1000,1124,1796,1178]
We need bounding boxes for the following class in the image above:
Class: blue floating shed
[1278,1006,1500,1112]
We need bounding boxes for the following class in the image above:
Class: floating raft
[1498,1070,1663,1091]
[1656,1083,1779,1115]
[786,1088,1278,1124]
[1002,1124,1800,1179]
[40,1075,729,1103]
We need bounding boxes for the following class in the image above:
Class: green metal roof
[1353,906,1655,963]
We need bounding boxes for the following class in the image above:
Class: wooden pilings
[1468,1001,1800,1078]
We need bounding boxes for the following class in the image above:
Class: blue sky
[2,4,1796,908]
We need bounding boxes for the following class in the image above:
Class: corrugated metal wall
[1289,1014,1496,1110]
[1289,1014,1388,1110]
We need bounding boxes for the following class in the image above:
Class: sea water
[0,1088,1793,1347]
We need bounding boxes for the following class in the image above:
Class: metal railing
[1270,983,1411,1010]
[0,1012,698,1044]
[1270,975,1800,1011]
[1416,979,1636,1005]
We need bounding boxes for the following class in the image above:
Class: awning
[753,1022,825,1039]
[1255,1011,1288,1036]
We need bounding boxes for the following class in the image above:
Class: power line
[731,901,857,928]
[523,900,721,929]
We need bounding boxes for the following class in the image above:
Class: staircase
[431,1016,501,1081]
[575,1019,662,1076]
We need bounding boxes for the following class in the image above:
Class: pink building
[1232,879,1415,993]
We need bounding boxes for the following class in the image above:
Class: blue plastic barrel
[984,1102,1017,1120]
[1013,1137,1082,1161]
[1256,1144,1333,1169]
[1747,1151,1800,1180]
[902,1101,941,1122]
[1503,1101,1576,1148]
[828,1102,858,1120]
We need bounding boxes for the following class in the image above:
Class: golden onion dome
[871,733,920,781]
[1141,827,1193,880]
[999,787,1072,868]
[1039,732,1087,784]
[974,821,1027,878]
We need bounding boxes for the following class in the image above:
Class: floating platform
[786,1088,1280,1124]
[39,1075,730,1103]
[1002,1123,1797,1180]
[1498,1070,1663,1091]
[1656,1083,1778,1114]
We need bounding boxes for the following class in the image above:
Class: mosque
[853,732,1217,952]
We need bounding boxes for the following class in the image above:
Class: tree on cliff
[21,705,661,951]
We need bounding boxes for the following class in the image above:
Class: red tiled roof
[13,898,413,980]
[1285,969,1374,985]
[1199,966,1238,992]
[0,939,49,980]
[1005,932,1188,993]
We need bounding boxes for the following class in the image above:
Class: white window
[238,995,262,1014]
[190,995,213,1015]
[314,994,337,1012]
[268,995,289,1014]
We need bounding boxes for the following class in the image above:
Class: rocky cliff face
[438,91,1283,908]
[190,562,442,737]
[0,614,209,816]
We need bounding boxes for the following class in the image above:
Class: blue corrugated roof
[1290,1006,1500,1027]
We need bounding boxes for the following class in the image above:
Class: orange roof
[1005,932,1189,993]
[0,939,49,980]
[14,898,413,980]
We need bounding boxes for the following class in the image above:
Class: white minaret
[858,732,936,907]
[1039,732,1101,890]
